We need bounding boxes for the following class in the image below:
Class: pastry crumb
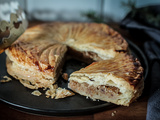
[55,87,75,99]
[0,76,12,83]
[62,73,68,81]
[31,90,42,96]
[114,111,117,113]
[92,98,96,101]
[45,84,58,99]
[45,89,56,99]
[111,111,117,116]
[111,112,115,116]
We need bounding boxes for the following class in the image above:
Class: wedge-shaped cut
[68,53,143,106]
[6,40,67,89]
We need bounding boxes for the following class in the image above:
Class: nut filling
[69,80,122,99]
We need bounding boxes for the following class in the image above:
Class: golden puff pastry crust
[17,22,128,61]
[5,22,128,89]
[6,40,67,89]
[5,22,143,106]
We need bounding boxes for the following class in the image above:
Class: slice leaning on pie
[68,53,144,106]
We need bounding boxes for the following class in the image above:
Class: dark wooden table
[0,21,149,120]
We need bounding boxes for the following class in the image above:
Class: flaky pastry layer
[68,53,144,106]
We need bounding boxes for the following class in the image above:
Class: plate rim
[0,39,148,116]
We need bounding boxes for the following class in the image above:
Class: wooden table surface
[0,21,149,120]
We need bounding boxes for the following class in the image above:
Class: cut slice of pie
[68,53,144,106]
[6,40,67,89]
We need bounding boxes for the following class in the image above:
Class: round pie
[5,22,143,106]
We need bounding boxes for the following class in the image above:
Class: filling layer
[69,80,122,100]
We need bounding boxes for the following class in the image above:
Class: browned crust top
[17,22,128,51]
[74,53,143,87]
[7,22,129,73]
[8,40,67,72]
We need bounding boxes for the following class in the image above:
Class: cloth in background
[120,5,160,120]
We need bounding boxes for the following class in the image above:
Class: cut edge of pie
[5,41,67,89]
[68,53,144,106]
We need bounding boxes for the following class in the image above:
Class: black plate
[0,40,148,116]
